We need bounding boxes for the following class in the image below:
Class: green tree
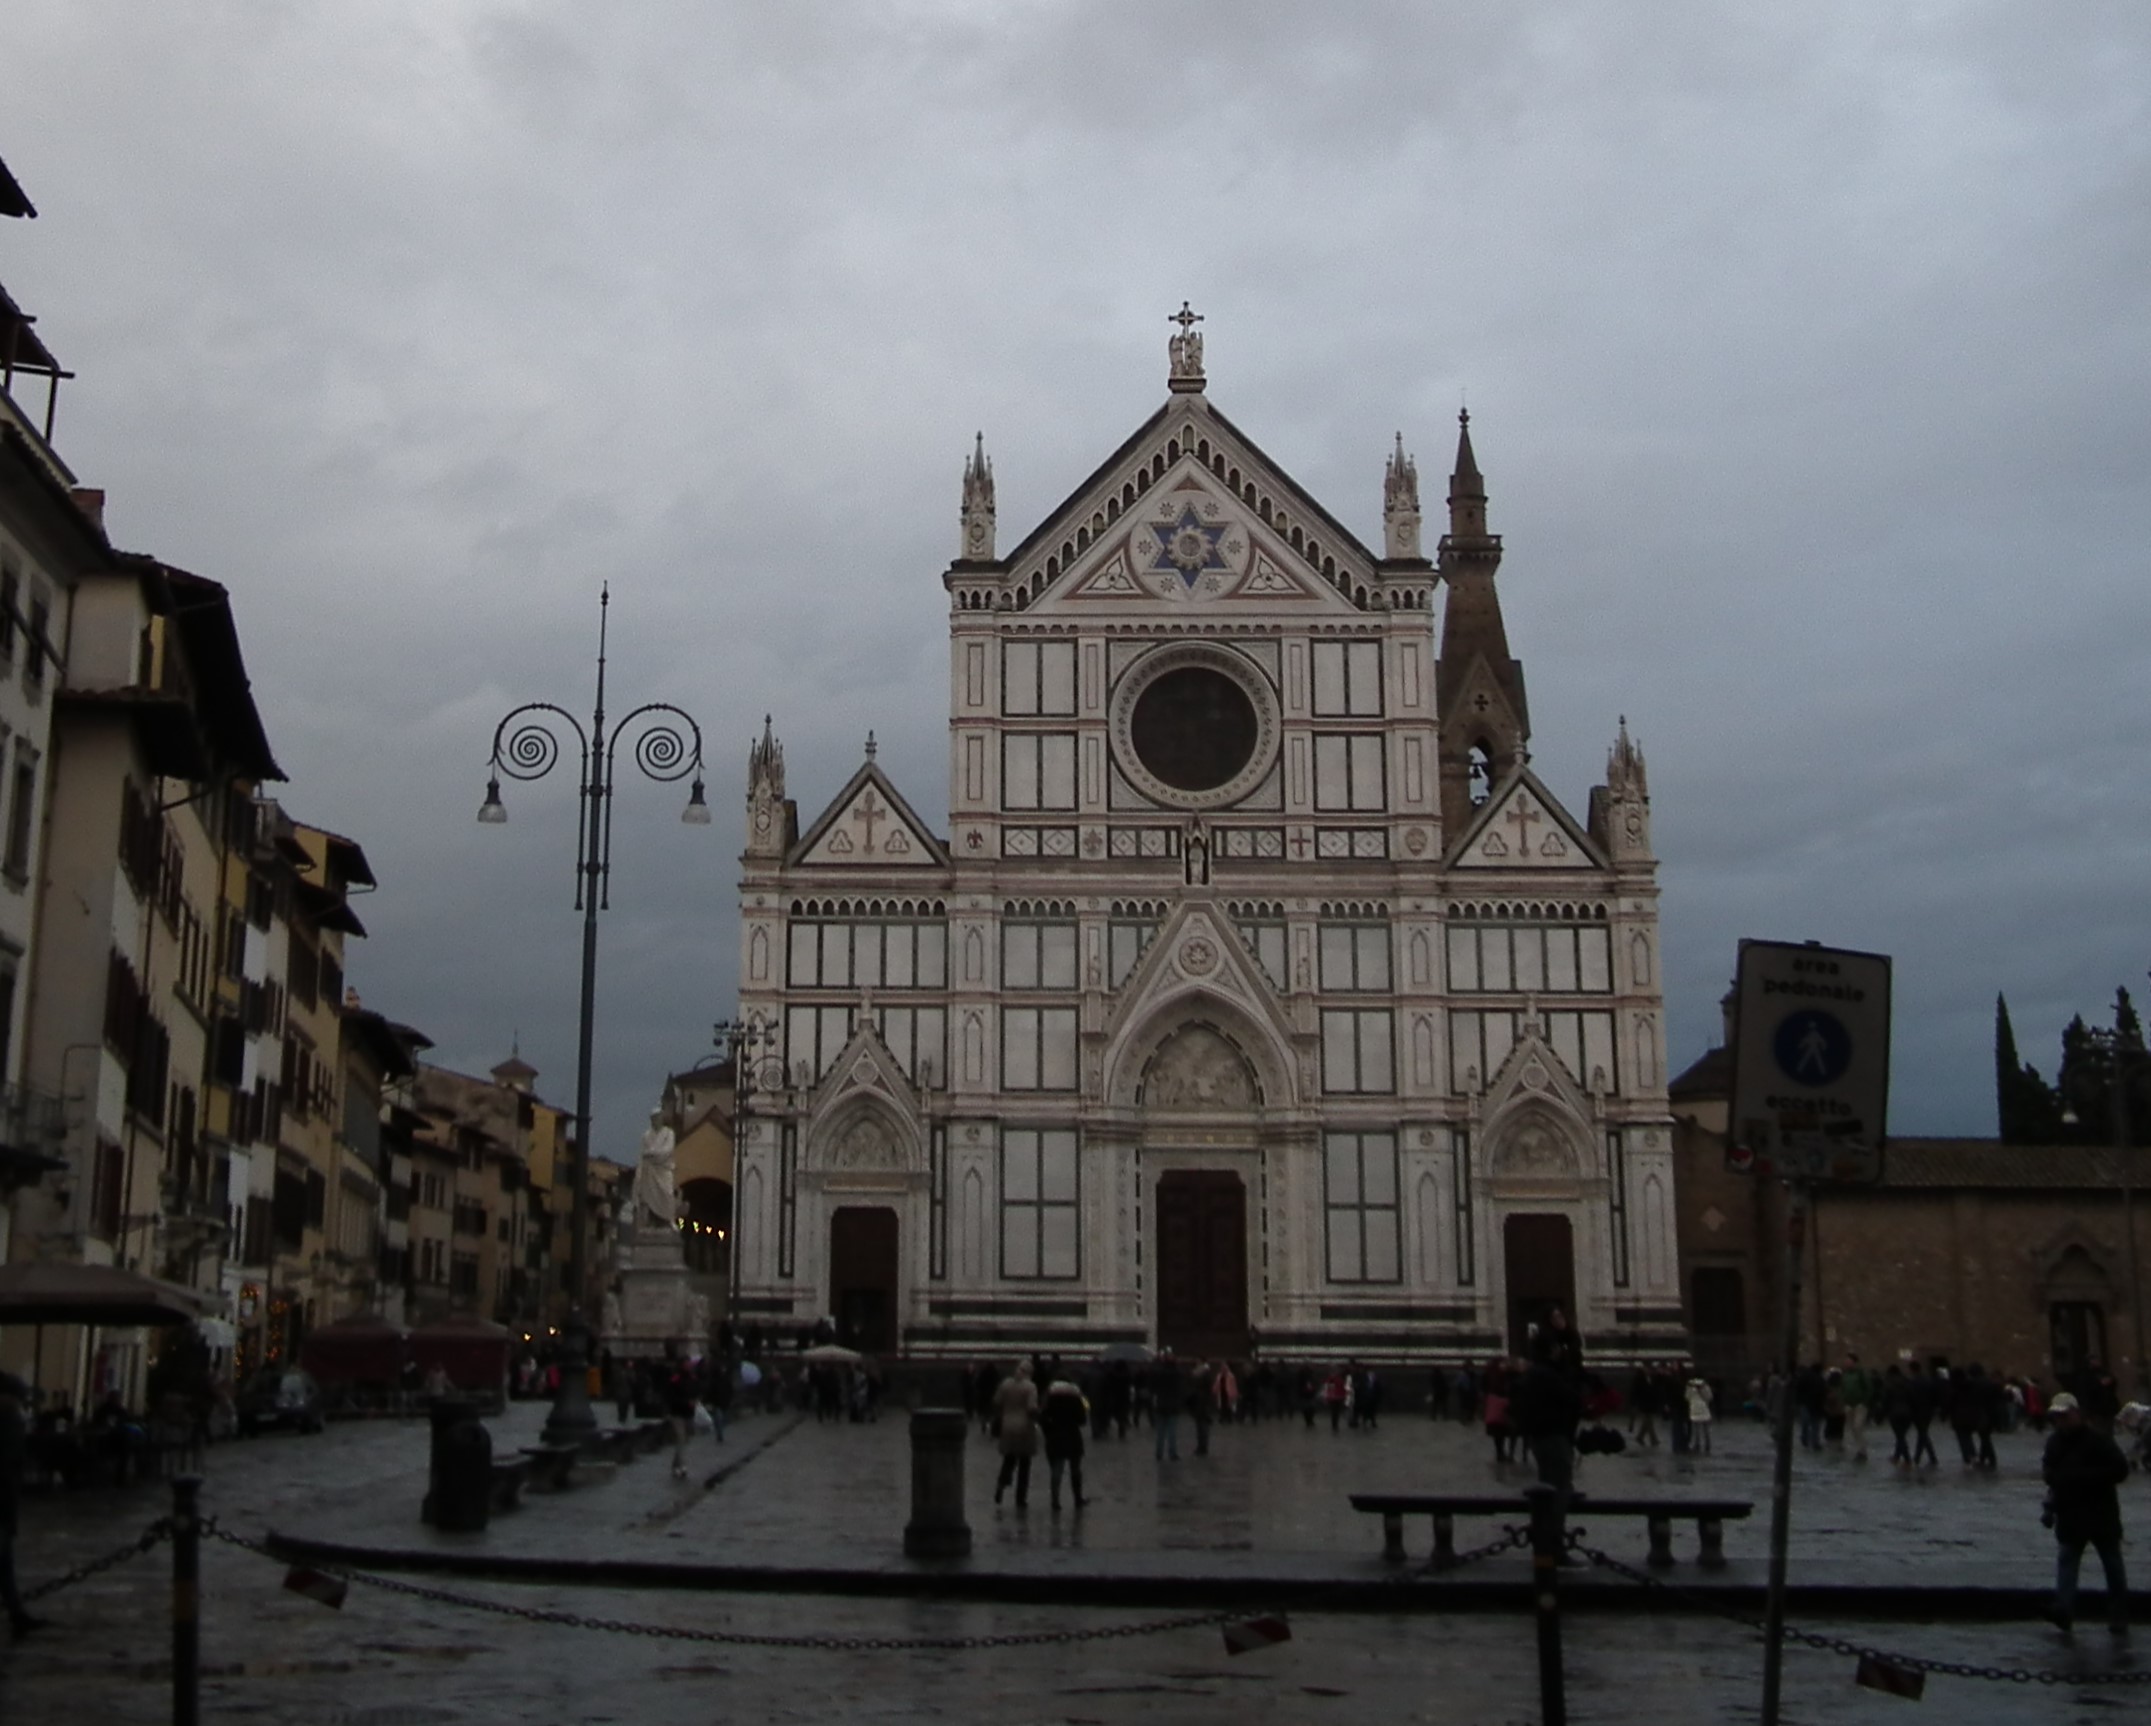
[1994,993,2063,1143]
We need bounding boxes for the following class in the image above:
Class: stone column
[902,1407,972,1558]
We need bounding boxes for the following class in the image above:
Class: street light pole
[711,1016,774,1340]
[480,586,710,1445]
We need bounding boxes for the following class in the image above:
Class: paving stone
[2,1400,2144,1723]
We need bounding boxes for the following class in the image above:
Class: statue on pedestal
[634,1113,678,1232]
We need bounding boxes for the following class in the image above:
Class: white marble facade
[732,319,1684,1367]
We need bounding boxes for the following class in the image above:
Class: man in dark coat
[1511,1354,1584,1510]
[1039,1374,1089,1511]
[2043,1391,2130,1634]
[1,1372,46,1636]
[1150,1350,1185,1461]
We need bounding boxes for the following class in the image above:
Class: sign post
[1728,939,1890,1726]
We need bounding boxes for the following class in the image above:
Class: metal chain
[22,1518,171,1604]
[1565,1531,2151,1689]
[1416,1524,1531,1575]
[205,1525,1261,1653]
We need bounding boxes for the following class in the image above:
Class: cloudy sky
[6,2,2148,1159]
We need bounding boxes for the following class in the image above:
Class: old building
[0,149,104,1253]
[732,319,1682,1365]
[1671,1041,2150,1388]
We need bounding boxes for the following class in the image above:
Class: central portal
[1153,1170,1248,1359]
[1502,1213,1576,1359]
[828,1206,899,1355]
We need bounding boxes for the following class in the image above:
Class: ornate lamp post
[711,1015,777,1337]
[479,586,710,1445]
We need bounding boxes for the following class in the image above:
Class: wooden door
[1154,1171,1248,1359]
[1502,1213,1576,1359]
[828,1207,899,1355]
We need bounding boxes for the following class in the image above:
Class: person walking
[1,1373,47,1638]
[1482,1358,1517,1463]
[1662,1364,1692,1454]
[1684,1373,1715,1456]
[1880,1363,1914,1464]
[1795,1362,1826,1451]
[1149,1350,1184,1462]
[1907,1361,1941,1467]
[663,1351,702,1479]
[1839,1352,1873,1462]
[1189,1359,1217,1457]
[993,1362,1040,1508]
[1969,1364,2003,1470]
[1322,1365,1350,1435]
[2043,1392,2131,1635]
[1039,1373,1088,1511]
[1513,1351,1583,1512]
[704,1354,732,1444]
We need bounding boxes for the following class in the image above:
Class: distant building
[1670,1040,2148,1387]
[733,319,1681,1365]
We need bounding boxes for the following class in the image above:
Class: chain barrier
[22,1517,171,1605]
[204,1524,1263,1654]
[1564,1529,2151,1690]
[1415,1524,1531,1576]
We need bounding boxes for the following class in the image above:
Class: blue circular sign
[1773,1010,1853,1087]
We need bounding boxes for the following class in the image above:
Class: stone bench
[519,1443,582,1492]
[1348,1492,1752,1570]
[488,1458,529,1513]
[586,1427,642,1464]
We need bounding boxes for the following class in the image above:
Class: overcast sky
[6,2,2149,1161]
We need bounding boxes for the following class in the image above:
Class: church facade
[732,316,1684,1367]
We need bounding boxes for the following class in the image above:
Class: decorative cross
[1505,795,1542,853]
[853,789,888,853]
[1289,830,1310,858]
[1170,301,1204,337]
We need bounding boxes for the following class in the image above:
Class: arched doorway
[1154,1171,1248,1360]
[829,1207,899,1354]
[1502,1213,1575,1359]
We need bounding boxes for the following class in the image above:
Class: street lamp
[480,585,709,1446]
[711,1015,777,1339]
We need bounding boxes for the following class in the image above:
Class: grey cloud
[5,0,2149,1154]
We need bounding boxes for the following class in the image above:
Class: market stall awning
[0,1260,210,1326]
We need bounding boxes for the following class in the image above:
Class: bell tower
[1434,410,1530,840]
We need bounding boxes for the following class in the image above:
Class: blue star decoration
[1148,505,1230,587]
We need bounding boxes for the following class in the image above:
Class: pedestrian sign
[1728,939,1890,1182]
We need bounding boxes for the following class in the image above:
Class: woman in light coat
[1684,1376,1715,1455]
[993,1362,1041,1508]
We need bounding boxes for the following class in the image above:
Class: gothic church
[732,314,1683,1367]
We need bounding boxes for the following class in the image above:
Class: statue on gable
[1168,301,1205,385]
[634,1112,678,1230]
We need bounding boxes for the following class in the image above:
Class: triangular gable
[790,760,947,869]
[1483,1020,1596,1122]
[808,1019,920,1122]
[1449,767,1604,871]
[1042,462,1358,613]
[1101,899,1299,1072]
[1005,395,1379,616]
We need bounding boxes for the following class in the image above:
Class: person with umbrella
[2,1371,48,1637]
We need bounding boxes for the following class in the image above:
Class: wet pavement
[3,1399,2146,1723]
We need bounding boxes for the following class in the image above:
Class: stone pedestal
[602,1216,698,1357]
[903,1408,972,1559]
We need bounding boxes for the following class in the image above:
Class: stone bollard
[903,1408,972,1558]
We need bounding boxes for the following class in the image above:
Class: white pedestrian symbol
[1794,1020,1831,1080]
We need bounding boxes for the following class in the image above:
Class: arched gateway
[730,318,1686,1368]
